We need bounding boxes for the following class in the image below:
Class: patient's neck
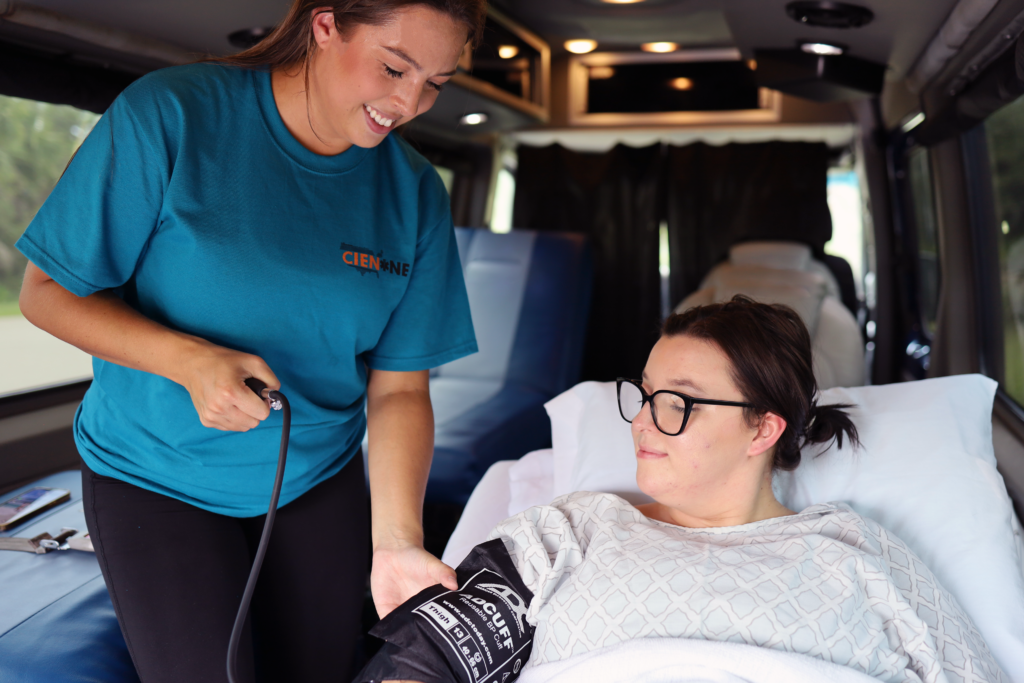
[638,474,794,528]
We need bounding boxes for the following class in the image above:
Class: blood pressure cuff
[356,539,535,683]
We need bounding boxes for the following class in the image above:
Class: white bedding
[442,376,1024,681]
[517,637,880,683]
[488,492,1006,683]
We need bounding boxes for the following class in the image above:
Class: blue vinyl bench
[0,470,139,683]
[425,228,592,505]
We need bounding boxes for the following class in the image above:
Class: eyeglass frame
[616,377,755,437]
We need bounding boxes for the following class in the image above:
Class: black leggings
[82,456,370,683]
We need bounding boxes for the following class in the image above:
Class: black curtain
[513,143,664,381]
[665,141,832,306]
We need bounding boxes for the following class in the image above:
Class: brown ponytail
[663,295,860,471]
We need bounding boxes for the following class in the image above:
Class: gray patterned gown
[487,491,1005,683]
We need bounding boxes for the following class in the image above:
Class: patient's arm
[354,540,536,683]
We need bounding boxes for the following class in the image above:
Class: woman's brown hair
[662,295,859,471]
[212,0,486,72]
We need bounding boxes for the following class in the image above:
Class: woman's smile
[364,104,398,133]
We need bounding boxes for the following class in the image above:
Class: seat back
[424,228,592,505]
[437,228,592,397]
[675,241,864,388]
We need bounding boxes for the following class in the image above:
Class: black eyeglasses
[616,378,754,436]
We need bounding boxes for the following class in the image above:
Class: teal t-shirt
[16,64,477,516]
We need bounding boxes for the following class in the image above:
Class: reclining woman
[368,296,1006,683]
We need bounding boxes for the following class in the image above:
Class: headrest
[683,262,830,337]
[711,281,826,337]
[729,241,812,271]
[704,264,829,296]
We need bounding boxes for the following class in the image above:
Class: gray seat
[363,228,593,505]
[426,228,592,504]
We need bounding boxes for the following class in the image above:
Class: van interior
[2,0,1024,680]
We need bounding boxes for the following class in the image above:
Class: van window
[906,146,940,338]
[987,96,1024,403]
[433,165,455,195]
[490,168,515,233]
[489,148,517,234]
[825,167,865,298]
[0,94,99,397]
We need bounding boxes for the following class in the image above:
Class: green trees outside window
[0,94,99,315]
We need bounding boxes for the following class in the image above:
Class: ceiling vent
[753,48,884,102]
[785,2,874,29]
[228,28,274,49]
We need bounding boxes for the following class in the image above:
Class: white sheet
[443,460,517,569]
[442,450,554,570]
[516,637,880,683]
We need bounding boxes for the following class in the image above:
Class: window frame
[904,145,941,342]
[888,132,939,380]
[960,124,1005,386]
[0,379,90,420]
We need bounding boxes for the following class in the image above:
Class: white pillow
[570,382,652,505]
[544,381,600,498]
[548,375,1024,681]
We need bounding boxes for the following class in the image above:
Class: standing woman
[16,1,483,681]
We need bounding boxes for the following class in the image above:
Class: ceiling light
[601,0,647,3]
[459,112,488,126]
[800,42,844,56]
[669,77,694,91]
[641,42,678,53]
[565,39,598,55]
[589,66,615,79]
[498,45,519,59]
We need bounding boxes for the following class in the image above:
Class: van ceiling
[11,0,960,82]
[495,0,962,81]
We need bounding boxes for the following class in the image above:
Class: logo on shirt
[340,242,410,278]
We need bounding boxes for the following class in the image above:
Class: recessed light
[459,112,489,126]
[669,77,693,91]
[498,45,519,59]
[641,42,678,53]
[565,39,598,55]
[602,0,646,3]
[589,66,615,79]
[800,42,844,56]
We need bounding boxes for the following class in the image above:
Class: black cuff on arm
[355,539,536,683]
